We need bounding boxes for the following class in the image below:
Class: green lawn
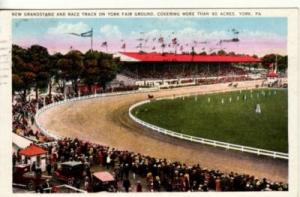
[132,89,288,153]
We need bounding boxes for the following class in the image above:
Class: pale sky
[12,17,287,57]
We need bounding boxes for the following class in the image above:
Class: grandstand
[115,52,261,88]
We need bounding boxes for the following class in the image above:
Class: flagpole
[91,28,93,51]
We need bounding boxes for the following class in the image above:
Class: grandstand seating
[121,63,248,80]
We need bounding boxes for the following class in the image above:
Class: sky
[12,17,287,57]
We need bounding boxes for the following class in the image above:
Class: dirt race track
[38,80,288,183]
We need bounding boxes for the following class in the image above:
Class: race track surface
[38,80,288,182]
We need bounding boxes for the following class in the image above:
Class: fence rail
[128,96,289,160]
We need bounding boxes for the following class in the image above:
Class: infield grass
[132,89,288,153]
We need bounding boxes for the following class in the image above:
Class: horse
[148,94,154,99]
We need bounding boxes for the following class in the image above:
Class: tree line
[12,44,288,101]
[12,44,121,101]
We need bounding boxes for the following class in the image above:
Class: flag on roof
[172,38,177,45]
[121,43,126,49]
[81,29,93,37]
[158,37,164,43]
[69,29,93,37]
[101,41,107,47]
[232,28,239,34]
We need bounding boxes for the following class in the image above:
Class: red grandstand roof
[119,52,261,63]
[19,144,47,156]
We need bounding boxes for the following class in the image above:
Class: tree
[47,52,63,97]
[261,54,276,68]
[12,45,35,101]
[277,55,288,71]
[26,45,50,100]
[217,49,226,55]
[57,50,83,96]
[82,50,120,92]
[261,54,288,71]
[228,51,236,56]
[13,45,121,99]
[82,50,101,93]
[97,57,119,91]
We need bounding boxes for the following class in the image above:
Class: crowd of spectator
[30,137,288,192]
[123,63,248,80]
[12,95,63,142]
[196,76,251,85]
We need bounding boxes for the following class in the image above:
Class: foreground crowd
[48,138,288,191]
[13,94,288,192]
[13,137,288,192]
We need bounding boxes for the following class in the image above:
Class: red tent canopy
[93,171,115,182]
[19,144,47,156]
[119,52,261,63]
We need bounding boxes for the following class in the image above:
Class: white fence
[128,96,289,160]
[34,88,158,140]
[34,87,288,160]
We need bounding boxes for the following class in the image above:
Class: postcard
[0,7,298,197]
